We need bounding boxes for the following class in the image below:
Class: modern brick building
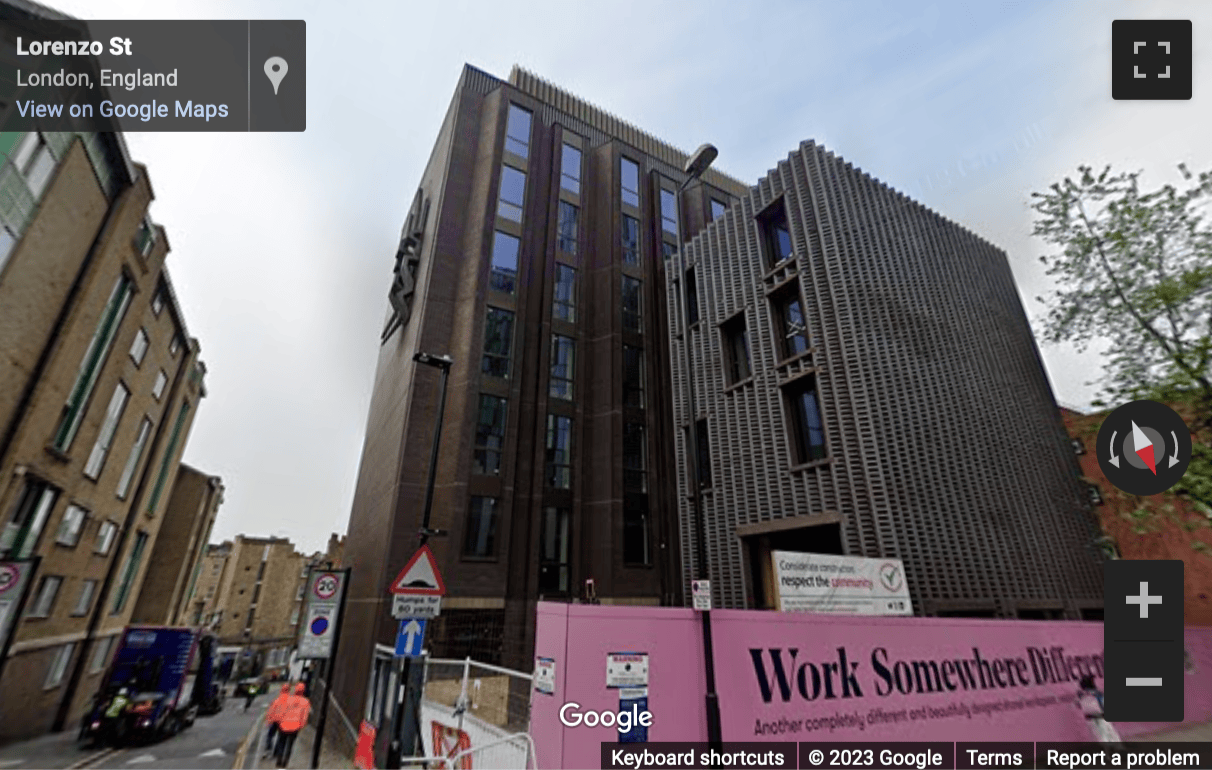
[669,140,1106,618]
[131,463,225,627]
[334,63,750,739]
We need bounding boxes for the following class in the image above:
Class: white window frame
[55,504,87,547]
[45,642,75,688]
[29,575,62,618]
[89,635,113,673]
[152,370,167,400]
[129,328,149,366]
[72,579,97,617]
[95,521,117,555]
[116,416,152,499]
[151,291,164,316]
[84,382,130,479]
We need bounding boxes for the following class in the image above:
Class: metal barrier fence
[415,656,534,769]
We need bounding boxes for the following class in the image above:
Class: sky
[46,0,1212,554]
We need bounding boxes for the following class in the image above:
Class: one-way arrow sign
[395,618,426,657]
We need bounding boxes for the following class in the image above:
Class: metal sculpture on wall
[382,189,431,343]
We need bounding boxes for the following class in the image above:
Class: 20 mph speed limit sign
[297,568,348,660]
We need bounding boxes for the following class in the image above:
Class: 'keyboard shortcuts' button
[1112,20,1192,100]
[1103,560,1184,722]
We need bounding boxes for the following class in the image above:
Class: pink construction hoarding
[530,602,1212,770]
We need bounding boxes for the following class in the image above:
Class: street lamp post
[386,351,453,769]
[674,144,723,750]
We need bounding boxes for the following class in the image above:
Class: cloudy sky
[49,0,1212,553]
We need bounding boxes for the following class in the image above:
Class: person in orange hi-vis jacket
[263,684,292,758]
[274,682,312,768]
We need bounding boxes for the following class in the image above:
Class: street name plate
[392,594,441,618]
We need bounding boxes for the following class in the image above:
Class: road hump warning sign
[390,544,446,596]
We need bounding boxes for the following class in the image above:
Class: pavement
[236,708,353,770]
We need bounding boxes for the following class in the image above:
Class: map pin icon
[264,57,288,95]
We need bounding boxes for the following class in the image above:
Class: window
[0,479,58,559]
[290,607,300,626]
[661,242,675,262]
[84,382,130,479]
[481,307,515,378]
[28,575,62,618]
[622,276,642,334]
[116,417,152,499]
[129,328,149,366]
[95,521,117,555]
[620,158,640,208]
[722,315,751,384]
[710,199,727,221]
[134,218,155,257]
[169,335,181,357]
[549,336,575,400]
[660,189,678,235]
[623,346,644,409]
[12,131,57,200]
[111,531,148,614]
[464,496,498,558]
[72,580,97,616]
[623,494,650,565]
[152,370,167,400]
[88,636,113,673]
[622,215,640,266]
[774,288,811,359]
[295,584,304,601]
[560,144,581,194]
[545,415,573,489]
[489,231,519,294]
[786,380,827,463]
[497,166,526,222]
[685,267,699,326]
[53,275,133,451]
[147,402,189,515]
[761,203,794,265]
[151,291,164,316]
[538,507,570,594]
[695,419,712,489]
[504,104,531,158]
[473,395,507,475]
[557,202,578,254]
[45,642,74,688]
[624,422,647,492]
[553,265,577,323]
[55,504,87,547]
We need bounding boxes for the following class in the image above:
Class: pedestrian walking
[264,683,292,757]
[274,682,312,768]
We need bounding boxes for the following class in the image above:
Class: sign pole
[312,566,350,769]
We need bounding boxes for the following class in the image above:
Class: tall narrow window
[72,580,97,617]
[785,380,827,463]
[621,215,640,266]
[128,328,149,366]
[497,166,526,222]
[45,643,75,688]
[621,276,642,333]
[134,217,156,257]
[722,314,751,385]
[55,504,87,547]
[84,382,130,479]
[545,415,572,489]
[557,202,578,254]
[504,104,532,158]
[147,402,190,515]
[549,335,575,400]
[620,158,640,208]
[111,531,148,614]
[538,507,570,594]
[473,395,507,476]
[623,495,650,565]
[623,422,647,492]
[95,521,117,555]
[152,370,167,400]
[623,346,645,409]
[761,203,794,266]
[660,189,678,235]
[88,636,113,673]
[116,417,152,499]
[709,199,727,221]
[560,144,582,194]
[11,131,57,200]
[0,479,58,559]
[28,575,62,618]
[661,242,675,262]
[774,288,811,359]
[53,275,133,451]
[695,419,713,489]
[685,267,699,326]
[553,265,577,323]
[489,231,520,294]
[151,291,164,316]
[464,497,498,558]
[482,307,515,378]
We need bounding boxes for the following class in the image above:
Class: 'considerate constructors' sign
[772,551,913,616]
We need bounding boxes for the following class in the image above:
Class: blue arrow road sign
[395,618,426,657]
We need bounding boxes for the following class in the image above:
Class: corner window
[620,157,640,208]
[660,189,678,235]
[0,478,58,560]
[550,335,575,400]
[784,379,826,463]
[722,314,751,385]
[760,203,794,266]
[557,202,578,255]
[538,507,570,594]
[473,395,507,476]
[55,504,87,547]
[622,494,650,566]
[622,215,640,266]
[695,419,712,489]
[545,414,573,489]
[72,579,97,617]
[129,328,149,366]
[497,166,526,222]
[481,307,515,379]
[84,382,130,479]
[710,199,727,221]
[95,521,118,555]
[464,496,498,558]
[685,267,699,326]
[623,422,647,493]
[621,276,642,334]
[152,370,167,400]
[560,144,582,195]
[504,104,532,158]
[553,264,577,323]
[28,575,62,618]
[490,231,520,294]
[623,346,644,409]
[773,287,811,359]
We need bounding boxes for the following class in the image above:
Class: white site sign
[772,551,913,616]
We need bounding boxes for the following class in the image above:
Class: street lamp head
[683,143,719,182]
[413,351,453,369]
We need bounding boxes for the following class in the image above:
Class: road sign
[297,568,348,659]
[395,618,427,657]
[691,579,711,611]
[390,545,446,596]
[392,594,441,619]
